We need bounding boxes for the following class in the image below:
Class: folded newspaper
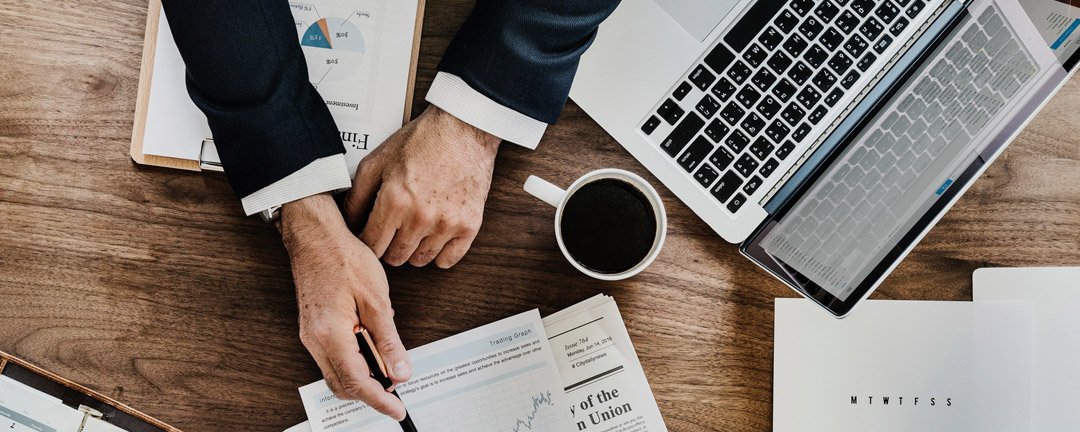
[289,295,667,432]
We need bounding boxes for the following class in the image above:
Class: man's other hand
[281,194,412,420]
[343,105,501,268]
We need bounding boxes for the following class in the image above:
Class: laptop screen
[741,0,1071,315]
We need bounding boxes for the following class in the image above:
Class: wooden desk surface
[2,1,1080,430]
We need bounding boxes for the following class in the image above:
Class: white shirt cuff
[425,72,548,149]
[240,154,352,216]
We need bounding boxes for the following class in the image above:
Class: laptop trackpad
[652,0,740,42]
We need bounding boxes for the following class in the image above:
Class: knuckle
[335,378,369,401]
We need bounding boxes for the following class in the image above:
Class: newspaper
[297,296,667,432]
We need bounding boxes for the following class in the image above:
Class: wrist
[426,105,502,154]
[280,193,348,249]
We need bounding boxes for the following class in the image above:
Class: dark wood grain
[2,1,1080,430]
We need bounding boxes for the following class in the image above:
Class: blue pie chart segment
[301,17,365,53]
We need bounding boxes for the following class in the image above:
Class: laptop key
[857,52,877,71]
[828,51,854,75]
[765,119,790,142]
[745,44,769,67]
[710,145,736,170]
[711,77,737,101]
[689,65,717,91]
[792,123,812,142]
[641,116,661,135]
[725,129,751,153]
[759,26,784,50]
[677,136,714,172]
[791,0,815,15]
[813,69,837,92]
[774,9,799,33]
[890,17,910,35]
[720,103,747,126]
[844,34,869,58]
[736,86,761,108]
[837,10,860,33]
[710,171,743,203]
[776,141,796,160]
[760,158,780,177]
[874,1,900,23]
[783,33,809,58]
[673,81,693,101]
[851,0,875,16]
[804,45,829,68]
[906,0,926,18]
[704,44,736,73]
[873,35,893,54]
[696,94,722,118]
[704,119,729,142]
[824,88,844,106]
[758,95,782,119]
[743,176,764,195]
[657,98,685,125]
[751,69,777,91]
[727,193,748,213]
[789,62,813,85]
[725,0,786,53]
[727,60,752,84]
[733,154,759,177]
[694,164,720,188]
[660,112,705,156]
[781,103,806,126]
[860,18,885,40]
[741,112,766,136]
[797,86,822,108]
[808,106,828,125]
[815,1,840,23]
[767,50,793,74]
[799,16,824,40]
[841,70,860,89]
[822,29,845,52]
[772,78,798,101]
[749,137,775,160]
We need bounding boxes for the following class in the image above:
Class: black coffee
[560,179,658,274]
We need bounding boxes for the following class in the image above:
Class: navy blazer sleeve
[438,0,622,125]
[161,0,344,198]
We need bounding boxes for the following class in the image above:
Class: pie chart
[301,17,365,53]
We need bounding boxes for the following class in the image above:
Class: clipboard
[0,351,179,431]
[129,0,426,172]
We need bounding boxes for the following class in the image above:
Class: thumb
[343,157,383,233]
[362,304,412,385]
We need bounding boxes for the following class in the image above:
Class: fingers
[434,235,476,269]
[407,232,455,267]
[362,306,413,386]
[343,158,383,233]
[301,319,406,420]
[321,321,407,420]
[359,193,400,258]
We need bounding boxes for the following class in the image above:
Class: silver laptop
[571,0,1080,316]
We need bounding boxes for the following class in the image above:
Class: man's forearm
[161,0,345,199]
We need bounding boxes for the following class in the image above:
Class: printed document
[1019,0,1080,62]
[0,375,85,432]
[298,296,668,432]
[773,299,1032,432]
[300,310,575,432]
[974,267,1080,431]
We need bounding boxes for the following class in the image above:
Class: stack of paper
[0,376,125,432]
[288,295,667,432]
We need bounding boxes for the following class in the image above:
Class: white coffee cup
[523,169,667,281]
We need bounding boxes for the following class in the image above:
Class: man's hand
[342,105,502,268]
[281,193,413,420]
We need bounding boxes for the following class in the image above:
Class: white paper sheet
[1019,0,1080,63]
[0,376,85,432]
[299,310,574,432]
[974,267,1080,431]
[773,299,1032,432]
[284,421,312,432]
[142,0,418,176]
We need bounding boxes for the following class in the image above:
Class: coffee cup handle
[524,176,566,208]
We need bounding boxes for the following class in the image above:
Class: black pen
[356,327,419,432]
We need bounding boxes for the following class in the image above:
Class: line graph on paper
[398,366,566,432]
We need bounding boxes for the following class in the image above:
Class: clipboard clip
[199,139,224,172]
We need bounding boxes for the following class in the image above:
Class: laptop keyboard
[642,0,930,215]
[760,4,1040,297]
